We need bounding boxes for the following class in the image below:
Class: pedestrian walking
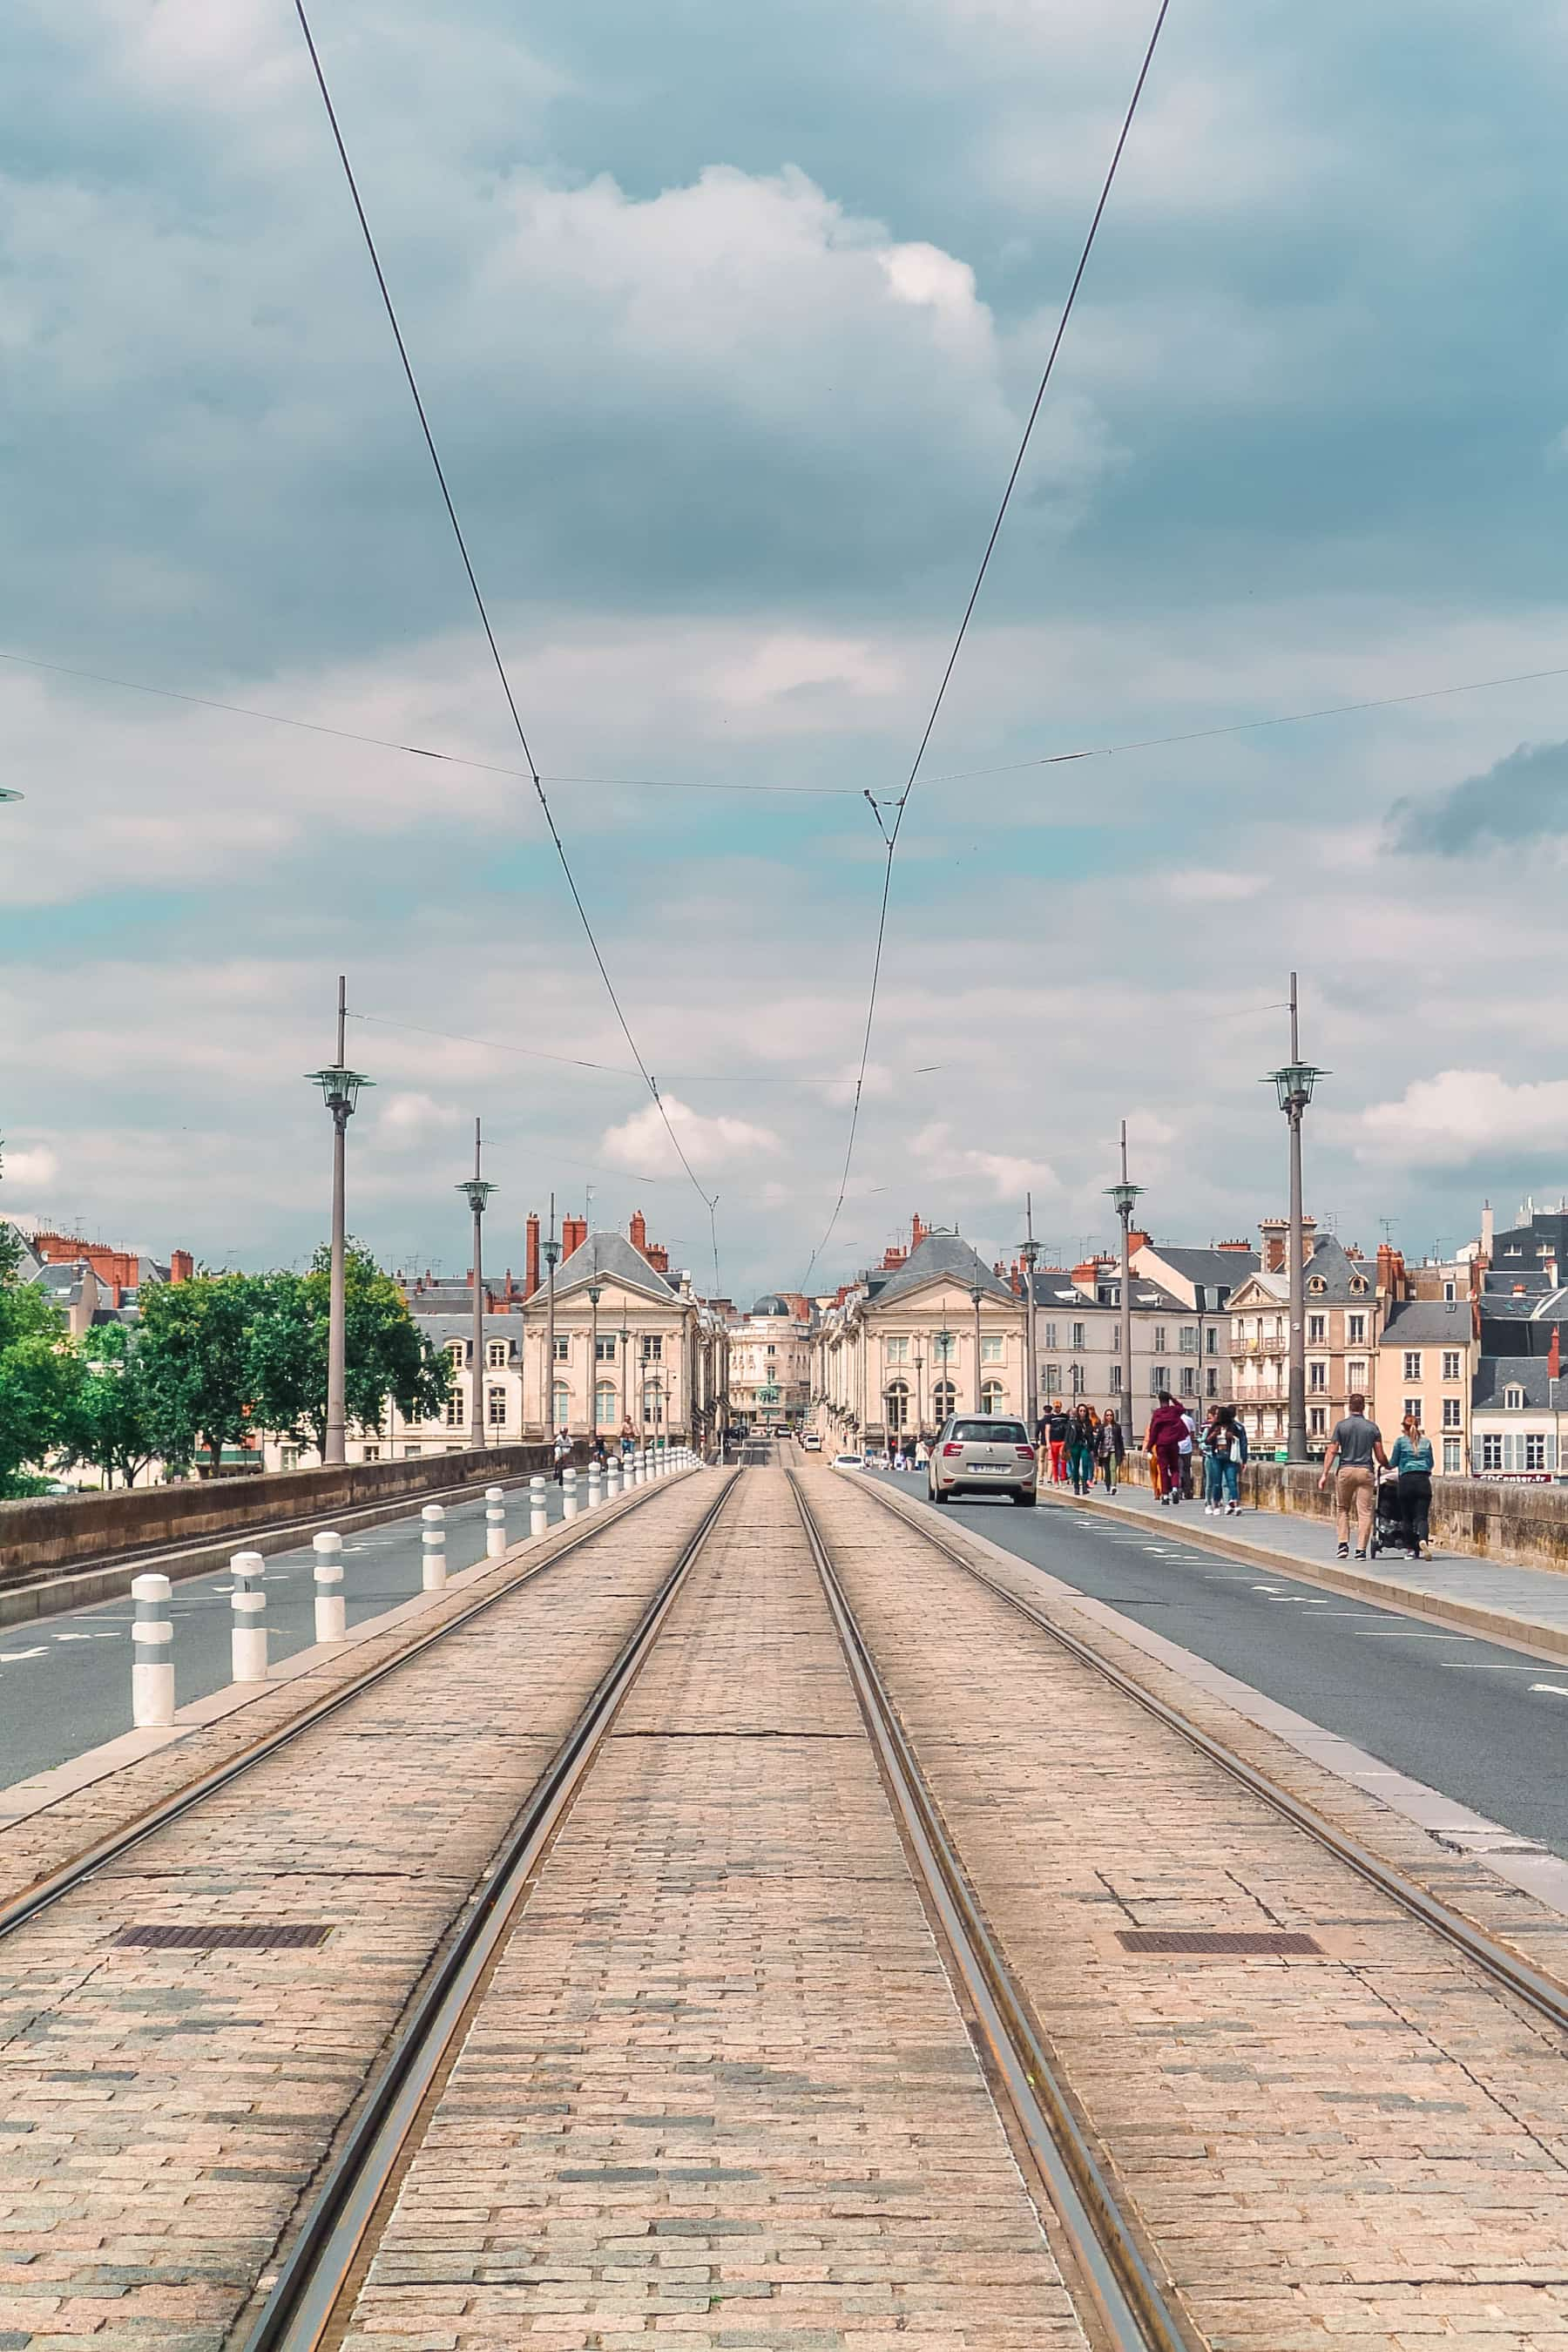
[1098,1410,1125,1492]
[552,1428,571,1484]
[1318,1392,1387,1559]
[1390,1413,1434,1557]
[1067,1405,1097,1495]
[1179,1401,1199,1499]
[1044,1401,1071,1484]
[1146,1391,1188,1505]
[1205,1405,1245,1516]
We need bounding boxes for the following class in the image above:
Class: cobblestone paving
[341,1469,1085,2352]
[808,1464,1568,2349]
[0,1476,720,2351]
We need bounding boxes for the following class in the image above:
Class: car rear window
[950,1420,1030,1444]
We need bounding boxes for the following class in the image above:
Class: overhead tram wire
[801,0,1173,1293]
[8,640,1568,801]
[288,0,721,1273]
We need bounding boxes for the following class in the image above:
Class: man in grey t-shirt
[1318,1393,1387,1558]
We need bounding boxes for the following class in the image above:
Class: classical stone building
[729,1294,813,1429]
[814,1228,1024,1449]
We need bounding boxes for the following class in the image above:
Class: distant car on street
[802,1432,822,1451]
[832,1450,865,1470]
[928,1415,1037,1507]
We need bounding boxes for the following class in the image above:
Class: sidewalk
[1043,1473,1568,1663]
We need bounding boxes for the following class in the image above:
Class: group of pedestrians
[1037,1402,1126,1496]
[1318,1394,1434,1559]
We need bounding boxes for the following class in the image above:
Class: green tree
[63,1321,158,1490]
[0,1277,80,1497]
[138,1272,262,1477]
[249,1244,449,1454]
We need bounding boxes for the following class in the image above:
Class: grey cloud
[1389,740,1568,855]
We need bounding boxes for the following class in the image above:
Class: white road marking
[1529,1684,1568,1698]
[1354,1630,1474,1639]
[55,1632,95,1642]
[1442,1662,1540,1670]
[0,1648,48,1661]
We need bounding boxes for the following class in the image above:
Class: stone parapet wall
[1117,1448,1568,1573]
[0,1443,571,1585]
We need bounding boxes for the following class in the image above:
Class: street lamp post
[588,1283,602,1440]
[913,1351,925,1443]
[936,1321,952,1429]
[1265,972,1328,1465]
[1105,1119,1145,1441]
[306,974,373,1467]
[456,1118,496,1451]
[969,1284,984,1412]
[543,1196,560,1441]
[1020,1193,1041,1435]
[618,1319,631,1441]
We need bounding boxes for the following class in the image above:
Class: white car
[802,1432,822,1452]
[832,1450,865,1470]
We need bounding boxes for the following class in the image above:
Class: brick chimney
[1375,1242,1407,1299]
[911,1213,929,1251]
[561,1213,587,1260]
[1128,1229,1151,1252]
[1550,1325,1561,1381]
[524,1213,540,1300]
[1259,1217,1288,1276]
[630,1209,649,1257]
[169,1248,193,1284]
[645,1237,670,1274]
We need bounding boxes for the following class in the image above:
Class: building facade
[1224,1223,1384,1457]
[729,1294,813,1429]
[815,1229,1024,1449]
[1374,1297,1477,1475]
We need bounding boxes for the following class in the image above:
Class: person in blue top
[1204,1404,1247,1516]
[1389,1412,1434,1556]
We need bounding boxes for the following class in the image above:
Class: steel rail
[0,1467,707,1944]
[787,1473,1193,2352]
[849,1471,1568,2041]
[243,1469,740,2352]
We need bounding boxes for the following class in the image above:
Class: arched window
[447,1342,464,1369]
[932,1378,956,1427]
[981,1379,1004,1414]
[595,1380,616,1428]
[551,1379,570,1429]
[487,1384,506,1427]
[1308,1275,1327,1294]
[444,1384,465,1429]
[487,1340,507,1369]
[884,1379,909,1432]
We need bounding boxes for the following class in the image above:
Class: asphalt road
[862,1466,1568,1860]
[0,1478,579,1792]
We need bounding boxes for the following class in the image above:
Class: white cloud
[910,1120,1058,1203]
[599,1094,781,1176]
[1162,869,1265,904]
[1344,1070,1568,1168]
[0,1145,59,1190]
[378,1092,463,1148]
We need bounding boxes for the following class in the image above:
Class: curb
[1039,1485,1568,1667]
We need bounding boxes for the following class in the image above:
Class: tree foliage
[137,1272,262,1477]
[63,1322,158,1490]
[0,1275,80,1497]
[249,1244,449,1451]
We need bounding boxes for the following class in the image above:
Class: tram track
[0,1463,707,1943]
[840,1465,1568,2041]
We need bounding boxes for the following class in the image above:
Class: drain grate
[114,1923,331,1951]
[1117,1929,1322,1956]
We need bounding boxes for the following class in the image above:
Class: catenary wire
[349,1009,943,1086]
[802,0,1172,1294]
[289,0,721,1268]
[8,642,1568,801]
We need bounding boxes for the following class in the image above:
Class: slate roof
[1379,1300,1475,1346]
[1473,1355,1565,1410]
[1229,1236,1373,1308]
[555,1229,683,1301]
[411,1313,526,1353]
[869,1230,1015,1307]
[1139,1244,1260,1303]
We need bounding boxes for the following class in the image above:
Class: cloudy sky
[3,0,1567,1300]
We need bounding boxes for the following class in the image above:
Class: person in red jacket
[1146,1391,1189,1505]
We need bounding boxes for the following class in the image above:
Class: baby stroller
[1369,1466,1417,1560]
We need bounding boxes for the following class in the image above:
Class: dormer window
[1349,1275,1369,1294]
[1308,1276,1327,1295]
[1504,1384,1524,1410]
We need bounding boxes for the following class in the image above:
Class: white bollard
[562,1466,578,1521]
[530,1474,548,1537]
[313,1531,346,1642]
[422,1502,447,1592]
[587,1462,602,1510]
[633,1448,645,1487]
[131,1571,175,1727]
[606,1459,621,1499]
[485,1484,507,1559]
[231,1551,267,1683]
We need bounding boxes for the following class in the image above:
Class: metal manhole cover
[114,1923,331,1950]
[1116,1930,1322,1956]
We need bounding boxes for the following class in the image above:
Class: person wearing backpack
[1206,1405,1244,1516]
[1146,1391,1188,1504]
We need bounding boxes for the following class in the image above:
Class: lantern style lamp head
[0,787,22,805]
[307,1064,373,1123]
[1106,1177,1145,1220]
[588,1282,602,1308]
[969,1282,984,1309]
[543,1231,561,1270]
[1265,1062,1328,1116]
[457,1177,497,1214]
